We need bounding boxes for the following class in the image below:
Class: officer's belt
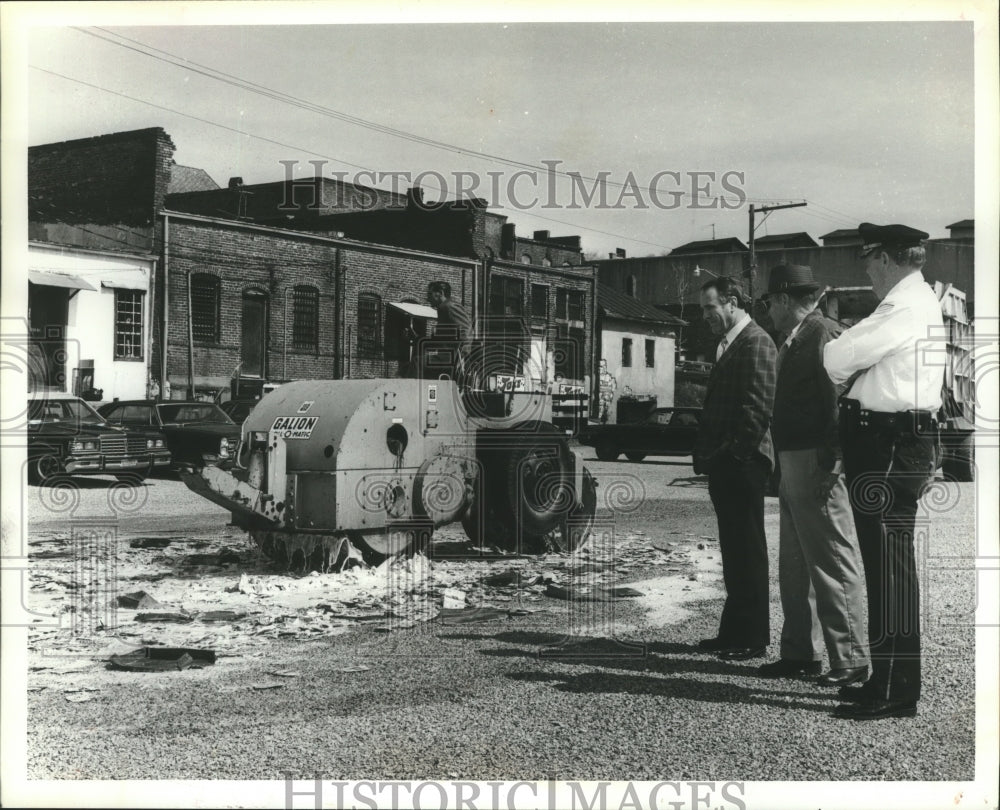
[839,398,938,434]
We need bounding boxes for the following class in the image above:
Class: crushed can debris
[108,646,216,672]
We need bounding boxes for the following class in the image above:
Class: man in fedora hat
[824,223,943,721]
[758,264,870,688]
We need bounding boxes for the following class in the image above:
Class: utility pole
[747,201,807,318]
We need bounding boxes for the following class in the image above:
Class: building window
[622,337,633,368]
[520,253,532,265]
[645,339,655,368]
[489,275,524,316]
[627,275,637,298]
[191,274,220,343]
[292,285,319,351]
[357,292,381,356]
[542,257,552,267]
[113,289,144,360]
[555,325,585,380]
[556,288,584,323]
[530,284,549,320]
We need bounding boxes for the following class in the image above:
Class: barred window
[645,338,655,368]
[292,285,319,351]
[191,274,220,343]
[357,292,381,355]
[114,289,144,360]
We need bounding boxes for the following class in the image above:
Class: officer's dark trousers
[842,424,936,703]
[708,455,770,647]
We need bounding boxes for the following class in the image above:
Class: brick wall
[163,216,474,395]
[29,128,175,251]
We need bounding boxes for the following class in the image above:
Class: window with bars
[556,288,584,323]
[191,274,221,343]
[645,338,655,368]
[357,292,381,356]
[292,285,319,351]
[114,289,144,360]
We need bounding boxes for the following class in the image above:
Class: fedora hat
[763,264,820,299]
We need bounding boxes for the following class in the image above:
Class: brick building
[28,127,598,404]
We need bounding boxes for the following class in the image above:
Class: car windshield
[157,403,234,424]
[28,397,106,424]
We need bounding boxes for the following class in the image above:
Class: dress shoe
[816,666,869,687]
[832,698,918,720]
[757,658,822,679]
[717,646,766,661]
[697,637,733,652]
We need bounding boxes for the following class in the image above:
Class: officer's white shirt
[823,270,943,412]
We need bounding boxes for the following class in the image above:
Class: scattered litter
[268,670,301,678]
[697,542,707,550]
[118,590,163,610]
[185,548,243,566]
[483,570,522,586]
[602,586,644,598]
[129,538,173,549]
[135,611,193,623]
[197,610,248,623]
[337,665,370,673]
[441,588,466,609]
[687,573,700,582]
[109,646,216,672]
[65,693,95,703]
[250,682,285,690]
[436,606,508,625]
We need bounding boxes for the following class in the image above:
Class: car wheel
[29,453,63,486]
[595,441,619,462]
[625,453,646,463]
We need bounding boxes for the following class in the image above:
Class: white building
[28,242,155,400]
[596,283,686,423]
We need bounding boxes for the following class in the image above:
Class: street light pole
[747,201,807,319]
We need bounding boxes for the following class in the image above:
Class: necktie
[716,337,729,361]
[777,339,790,370]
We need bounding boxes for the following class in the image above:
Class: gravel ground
[20,458,982,784]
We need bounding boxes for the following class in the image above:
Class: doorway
[241,290,269,378]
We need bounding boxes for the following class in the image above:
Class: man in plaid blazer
[694,276,777,660]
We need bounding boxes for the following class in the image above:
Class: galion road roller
[179,379,597,571]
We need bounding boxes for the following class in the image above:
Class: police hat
[858,222,929,257]
[762,264,820,300]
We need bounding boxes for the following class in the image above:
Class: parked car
[98,400,241,469]
[578,407,701,462]
[219,399,256,425]
[26,393,171,485]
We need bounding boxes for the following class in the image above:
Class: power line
[72,26,793,207]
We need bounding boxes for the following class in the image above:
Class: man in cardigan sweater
[694,276,777,660]
[757,264,869,686]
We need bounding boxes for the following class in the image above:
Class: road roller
[179,378,596,570]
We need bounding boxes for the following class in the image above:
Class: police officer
[823,223,943,720]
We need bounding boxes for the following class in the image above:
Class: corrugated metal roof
[598,283,687,326]
[671,237,748,253]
